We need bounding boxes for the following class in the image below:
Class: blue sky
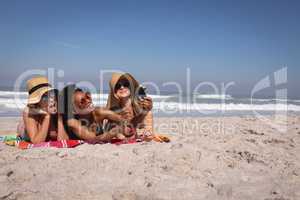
[0,0,299,98]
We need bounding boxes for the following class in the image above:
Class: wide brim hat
[26,76,54,105]
[106,72,141,115]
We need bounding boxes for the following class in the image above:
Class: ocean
[0,90,300,117]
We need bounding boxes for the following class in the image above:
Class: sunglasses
[115,80,130,91]
[40,90,56,102]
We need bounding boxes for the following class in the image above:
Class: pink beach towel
[15,140,84,149]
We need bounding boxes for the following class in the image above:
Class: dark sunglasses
[115,80,130,91]
[40,90,56,102]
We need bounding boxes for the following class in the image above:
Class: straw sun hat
[26,76,54,105]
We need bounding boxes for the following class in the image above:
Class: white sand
[0,115,300,200]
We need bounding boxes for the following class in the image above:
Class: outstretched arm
[92,127,122,142]
[133,111,154,134]
[93,107,123,123]
[135,97,154,134]
[67,119,96,140]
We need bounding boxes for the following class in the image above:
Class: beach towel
[138,134,171,143]
[85,137,142,145]
[150,134,171,143]
[15,140,84,149]
[110,137,141,145]
[85,134,170,145]
[1,133,170,149]
[1,135,84,149]
[0,135,18,142]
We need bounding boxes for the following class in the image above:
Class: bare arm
[93,130,119,142]
[134,97,154,132]
[67,119,96,140]
[134,111,153,134]
[57,115,69,140]
[93,107,123,123]
[23,111,50,144]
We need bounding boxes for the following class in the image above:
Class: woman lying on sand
[106,72,154,139]
[18,75,168,144]
[18,76,69,143]
[63,85,125,142]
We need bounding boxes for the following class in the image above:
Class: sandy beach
[0,115,299,200]
[1,0,300,199]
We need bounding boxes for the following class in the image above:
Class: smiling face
[38,90,57,114]
[115,79,131,99]
[73,90,94,114]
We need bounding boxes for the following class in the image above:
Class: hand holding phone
[137,86,147,100]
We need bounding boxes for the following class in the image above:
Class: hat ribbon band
[28,83,52,95]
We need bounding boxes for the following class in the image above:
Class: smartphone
[137,85,147,100]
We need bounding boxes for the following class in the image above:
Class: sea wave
[153,102,300,112]
[0,99,299,112]
[0,91,171,100]
[0,91,300,115]
[194,94,233,100]
[251,98,300,103]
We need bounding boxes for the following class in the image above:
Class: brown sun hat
[106,72,141,115]
[26,76,54,105]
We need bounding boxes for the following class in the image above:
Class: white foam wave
[1,97,300,112]
[251,98,300,103]
[0,91,171,100]
[0,91,300,114]
[195,94,233,100]
[153,102,300,112]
